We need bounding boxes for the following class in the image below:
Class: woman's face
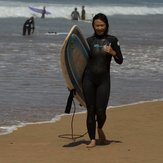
[93,19,106,36]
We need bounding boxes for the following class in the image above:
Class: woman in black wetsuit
[82,13,123,148]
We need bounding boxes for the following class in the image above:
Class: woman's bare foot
[86,139,96,148]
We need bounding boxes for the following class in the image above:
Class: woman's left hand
[103,43,116,56]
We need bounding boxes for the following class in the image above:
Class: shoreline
[0,98,163,136]
[0,100,163,163]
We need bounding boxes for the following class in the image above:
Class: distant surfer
[71,8,80,20]
[81,6,86,20]
[82,13,123,148]
[22,17,35,36]
[41,6,46,18]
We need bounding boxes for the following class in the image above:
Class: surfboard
[28,6,51,15]
[60,25,90,107]
[45,32,68,35]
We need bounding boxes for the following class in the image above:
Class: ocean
[0,0,163,135]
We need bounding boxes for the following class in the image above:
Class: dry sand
[0,101,163,163]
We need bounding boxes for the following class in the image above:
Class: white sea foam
[0,115,61,136]
[0,4,163,18]
[0,99,162,136]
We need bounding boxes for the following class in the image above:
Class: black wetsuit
[23,18,35,36]
[82,34,123,140]
[41,8,46,18]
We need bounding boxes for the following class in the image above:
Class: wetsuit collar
[94,33,107,39]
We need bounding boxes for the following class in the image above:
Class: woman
[82,13,123,148]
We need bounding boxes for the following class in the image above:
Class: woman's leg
[96,78,110,139]
[82,77,96,147]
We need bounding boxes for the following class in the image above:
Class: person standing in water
[82,13,123,148]
[71,8,80,20]
[41,6,46,18]
[22,16,35,36]
[81,6,86,20]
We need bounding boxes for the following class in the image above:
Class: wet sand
[0,101,163,163]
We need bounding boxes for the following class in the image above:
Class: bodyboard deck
[60,25,90,107]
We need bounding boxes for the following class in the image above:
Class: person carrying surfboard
[22,17,35,36]
[82,13,123,148]
[41,6,46,18]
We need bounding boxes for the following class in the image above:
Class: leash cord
[58,99,87,141]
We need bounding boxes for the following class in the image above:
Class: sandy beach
[0,101,163,163]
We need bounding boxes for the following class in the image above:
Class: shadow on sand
[62,139,122,147]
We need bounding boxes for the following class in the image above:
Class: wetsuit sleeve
[112,37,123,64]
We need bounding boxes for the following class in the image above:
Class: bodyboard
[60,25,90,107]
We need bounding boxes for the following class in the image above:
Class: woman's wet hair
[92,13,109,35]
